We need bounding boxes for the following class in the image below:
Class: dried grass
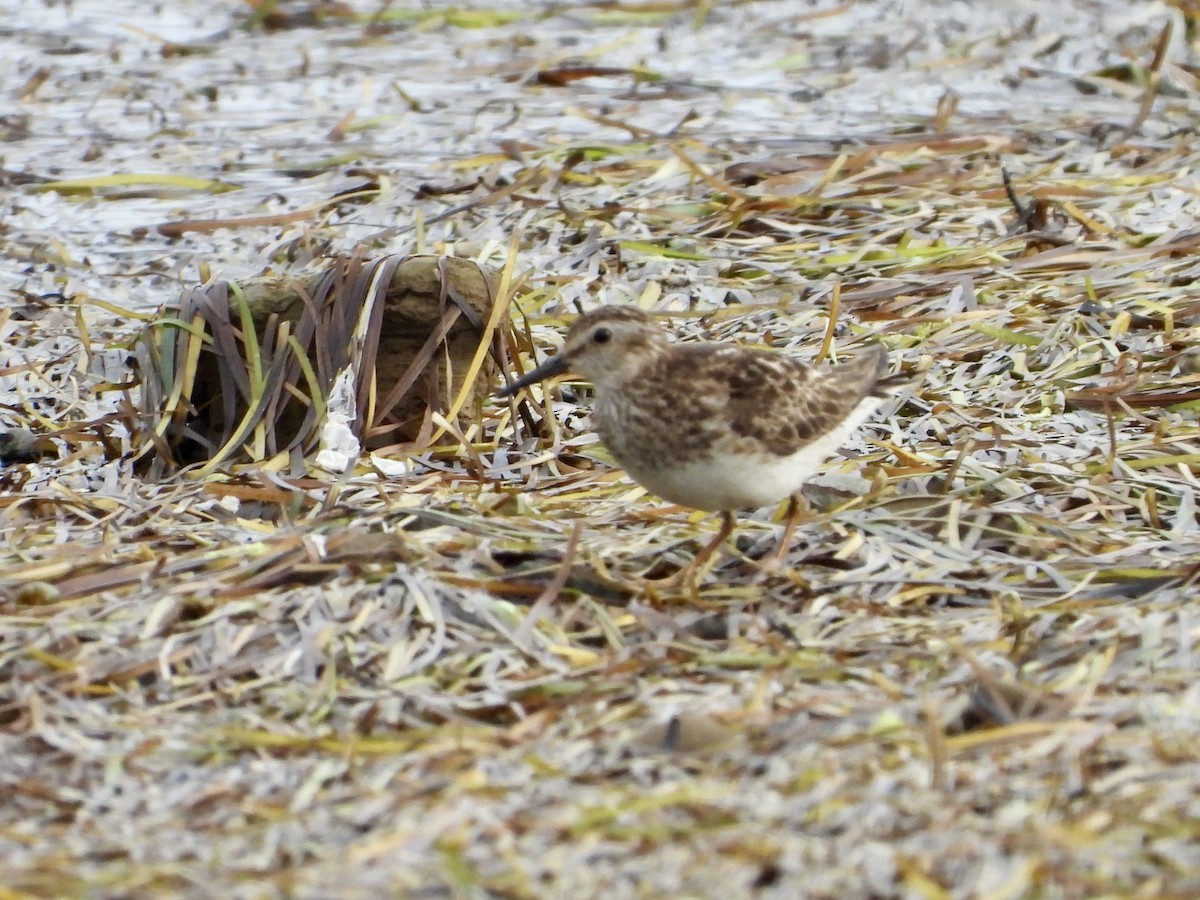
[133,253,512,476]
[3,1,1200,897]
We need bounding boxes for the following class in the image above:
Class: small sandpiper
[502,307,903,580]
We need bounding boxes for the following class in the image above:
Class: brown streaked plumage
[502,306,902,578]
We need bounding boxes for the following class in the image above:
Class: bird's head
[500,307,670,396]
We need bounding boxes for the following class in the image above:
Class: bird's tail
[835,344,912,399]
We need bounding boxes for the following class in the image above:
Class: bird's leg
[695,510,736,572]
[671,511,735,590]
[770,494,811,568]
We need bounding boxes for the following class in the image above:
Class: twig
[515,521,582,646]
[1001,164,1037,233]
[1118,20,1173,142]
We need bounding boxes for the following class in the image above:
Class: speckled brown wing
[641,343,885,460]
[595,342,887,468]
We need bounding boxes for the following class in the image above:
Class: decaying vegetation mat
[3,3,1200,897]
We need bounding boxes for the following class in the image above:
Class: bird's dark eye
[592,327,612,344]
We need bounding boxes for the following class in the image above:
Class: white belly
[624,397,880,511]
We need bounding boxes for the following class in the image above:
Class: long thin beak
[498,354,571,397]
